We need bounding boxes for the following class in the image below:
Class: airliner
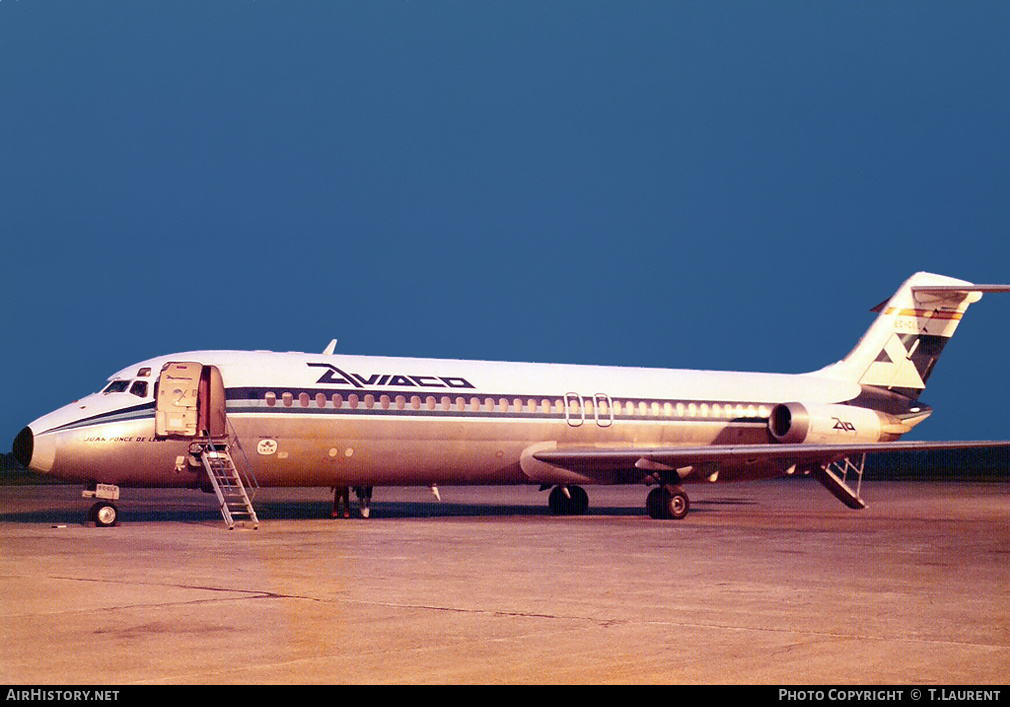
[11,272,1009,527]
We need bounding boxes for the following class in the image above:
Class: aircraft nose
[12,427,33,468]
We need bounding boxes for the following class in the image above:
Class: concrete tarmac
[0,479,1007,684]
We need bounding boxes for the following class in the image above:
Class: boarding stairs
[810,453,868,510]
[198,440,260,529]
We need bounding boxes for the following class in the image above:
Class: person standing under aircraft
[332,486,351,518]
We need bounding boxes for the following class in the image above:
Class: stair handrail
[226,418,260,498]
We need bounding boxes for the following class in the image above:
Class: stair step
[199,445,259,530]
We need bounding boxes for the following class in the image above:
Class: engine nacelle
[768,402,885,444]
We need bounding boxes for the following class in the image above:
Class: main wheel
[568,485,589,515]
[91,502,118,527]
[548,485,590,516]
[667,489,689,519]
[645,487,690,520]
[645,488,667,519]
[548,486,568,515]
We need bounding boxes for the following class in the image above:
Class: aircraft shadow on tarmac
[0,494,757,525]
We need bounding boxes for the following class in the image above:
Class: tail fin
[820,272,1005,399]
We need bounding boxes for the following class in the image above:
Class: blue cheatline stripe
[42,402,156,434]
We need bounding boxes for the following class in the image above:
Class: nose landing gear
[83,483,120,527]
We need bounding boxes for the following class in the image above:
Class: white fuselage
[22,349,872,489]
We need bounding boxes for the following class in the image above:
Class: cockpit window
[103,380,131,394]
[129,381,149,398]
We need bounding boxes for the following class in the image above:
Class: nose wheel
[83,483,120,527]
[646,486,690,520]
[89,502,119,527]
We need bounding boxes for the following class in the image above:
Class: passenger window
[129,381,149,398]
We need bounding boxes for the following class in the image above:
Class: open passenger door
[155,362,226,438]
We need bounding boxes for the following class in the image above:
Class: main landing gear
[547,485,589,516]
[545,484,691,519]
[645,485,690,520]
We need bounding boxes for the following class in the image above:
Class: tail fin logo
[860,331,948,397]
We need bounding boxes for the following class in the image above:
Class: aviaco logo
[307,363,475,390]
[832,417,856,432]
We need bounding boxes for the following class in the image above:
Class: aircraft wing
[533,440,1009,509]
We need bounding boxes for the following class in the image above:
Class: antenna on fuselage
[322,339,338,355]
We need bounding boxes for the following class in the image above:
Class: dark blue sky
[2,2,1008,443]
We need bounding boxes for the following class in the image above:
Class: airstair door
[155,362,227,438]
